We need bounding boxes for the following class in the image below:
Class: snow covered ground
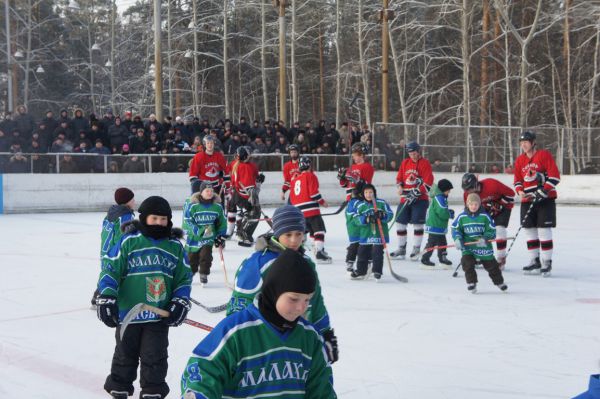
[1,206,599,398]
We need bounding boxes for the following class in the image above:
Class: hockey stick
[218,245,234,290]
[247,202,348,224]
[416,237,516,258]
[388,177,423,230]
[371,198,409,283]
[449,238,515,277]
[320,201,348,216]
[120,303,213,339]
[190,297,228,313]
[505,197,539,257]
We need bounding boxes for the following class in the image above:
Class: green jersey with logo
[184,195,227,252]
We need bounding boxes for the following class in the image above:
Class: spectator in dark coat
[34,123,53,151]
[0,129,8,152]
[108,116,129,150]
[274,135,288,153]
[146,132,162,154]
[145,113,163,136]
[53,120,75,142]
[121,155,146,173]
[58,109,71,126]
[13,105,35,139]
[223,132,242,155]
[0,112,16,136]
[131,115,144,131]
[59,154,79,173]
[89,139,111,172]
[41,110,59,134]
[71,108,90,135]
[6,152,29,173]
[250,120,263,140]
[122,111,134,132]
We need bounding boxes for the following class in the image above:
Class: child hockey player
[421,179,454,269]
[345,180,365,272]
[188,135,227,194]
[97,195,192,398]
[461,172,515,269]
[181,249,337,398]
[184,182,227,285]
[227,205,339,363]
[224,146,265,246]
[281,144,301,201]
[289,155,332,263]
[337,142,374,201]
[391,141,434,261]
[92,187,136,306]
[350,184,393,281]
[451,193,507,293]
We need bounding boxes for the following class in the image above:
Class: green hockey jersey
[451,208,497,260]
[183,193,227,252]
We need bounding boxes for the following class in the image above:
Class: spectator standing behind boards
[59,154,79,173]
[108,116,129,150]
[89,139,111,172]
[14,105,36,139]
[41,110,59,134]
[7,152,29,173]
[71,108,90,136]
[129,128,150,154]
[122,155,146,173]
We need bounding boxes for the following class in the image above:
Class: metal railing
[0,152,388,174]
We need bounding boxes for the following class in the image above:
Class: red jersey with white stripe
[514,149,560,203]
[227,160,259,199]
[282,160,300,193]
[339,162,375,200]
[290,170,324,217]
[188,150,227,186]
[396,157,434,203]
[462,178,515,210]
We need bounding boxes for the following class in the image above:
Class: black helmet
[405,141,420,153]
[298,155,311,171]
[461,173,478,191]
[519,130,536,142]
[351,179,366,198]
[236,145,249,161]
[287,144,299,153]
[351,142,367,154]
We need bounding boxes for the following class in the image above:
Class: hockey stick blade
[416,237,516,258]
[190,297,228,313]
[119,303,146,340]
[321,201,348,216]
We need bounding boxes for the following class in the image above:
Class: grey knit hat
[272,205,306,238]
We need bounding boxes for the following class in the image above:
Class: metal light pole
[276,0,287,124]
[381,0,391,123]
[4,0,13,112]
[153,0,163,121]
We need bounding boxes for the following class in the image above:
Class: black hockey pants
[356,244,384,275]
[461,254,504,285]
[227,192,261,239]
[421,234,448,262]
[188,245,213,275]
[104,322,170,398]
[345,242,359,263]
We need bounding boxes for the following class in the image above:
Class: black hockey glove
[96,295,119,328]
[534,187,548,201]
[323,329,339,363]
[376,209,387,220]
[164,297,191,327]
[336,167,347,181]
[214,235,226,248]
[484,202,502,217]
[257,173,265,184]
[448,209,455,219]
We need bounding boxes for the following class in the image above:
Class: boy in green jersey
[97,196,192,399]
[184,181,227,285]
[421,179,454,269]
[181,249,337,399]
[451,193,507,293]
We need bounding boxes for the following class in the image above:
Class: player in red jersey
[462,173,515,269]
[290,155,332,264]
[188,135,227,194]
[513,131,560,276]
[224,146,264,247]
[390,141,434,260]
[337,143,374,201]
[281,144,301,201]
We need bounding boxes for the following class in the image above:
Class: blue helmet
[519,131,536,142]
[405,141,420,153]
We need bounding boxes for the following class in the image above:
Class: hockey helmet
[287,144,299,153]
[461,173,478,191]
[351,142,367,155]
[351,179,366,198]
[405,141,421,153]
[519,130,536,142]
[298,155,311,171]
[202,134,216,145]
[236,145,249,161]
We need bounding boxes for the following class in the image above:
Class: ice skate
[350,270,367,280]
[541,259,552,277]
[467,283,477,294]
[199,274,208,286]
[523,257,542,275]
[496,283,508,292]
[316,249,332,264]
[390,245,406,260]
[373,272,382,282]
[420,256,435,269]
[438,254,453,267]
[110,391,129,399]
[409,246,421,261]
[345,261,354,273]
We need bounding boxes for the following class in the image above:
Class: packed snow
[0,205,599,398]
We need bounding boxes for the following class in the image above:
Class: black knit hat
[438,179,453,193]
[114,187,134,205]
[138,196,172,221]
[362,183,377,198]
[263,249,316,299]
[198,181,213,195]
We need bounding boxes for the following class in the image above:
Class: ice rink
[1,205,599,398]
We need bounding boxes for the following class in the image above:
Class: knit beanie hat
[362,183,377,198]
[438,179,453,193]
[114,187,134,205]
[138,196,172,239]
[272,205,306,238]
[259,249,316,330]
[198,181,213,195]
[466,193,481,205]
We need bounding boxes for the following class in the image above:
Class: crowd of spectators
[0,105,376,173]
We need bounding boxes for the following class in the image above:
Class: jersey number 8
[294,180,302,195]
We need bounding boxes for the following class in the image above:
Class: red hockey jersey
[514,149,560,203]
[188,150,227,186]
[339,162,375,200]
[396,157,434,203]
[290,170,325,217]
[282,160,300,193]
[462,178,515,212]
[227,160,259,199]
